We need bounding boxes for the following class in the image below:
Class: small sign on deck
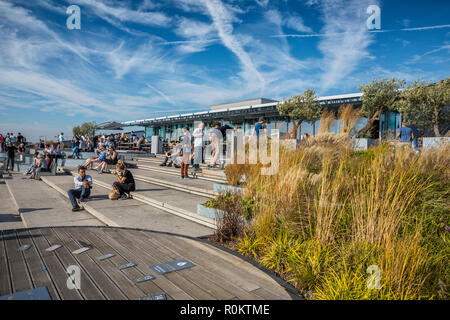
[149,259,195,275]
[17,244,31,251]
[72,247,90,255]
[97,253,115,261]
[45,245,62,252]
[133,274,155,284]
[116,262,136,270]
[0,286,51,300]
[140,293,166,300]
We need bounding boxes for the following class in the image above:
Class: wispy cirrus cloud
[74,0,171,28]
[198,0,266,89]
[316,0,378,92]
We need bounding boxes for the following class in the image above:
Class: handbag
[108,185,121,200]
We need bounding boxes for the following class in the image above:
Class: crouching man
[68,166,93,212]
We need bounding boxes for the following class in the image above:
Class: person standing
[5,142,17,171]
[192,122,205,171]
[0,133,4,152]
[68,166,92,212]
[181,127,192,179]
[253,117,265,139]
[58,132,64,144]
[397,122,414,145]
[208,124,221,168]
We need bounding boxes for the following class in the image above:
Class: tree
[72,121,97,137]
[277,89,322,139]
[357,78,405,138]
[398,78,450,137]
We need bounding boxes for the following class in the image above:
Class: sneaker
[72,206,82,212]
[180,176,185,179]
[118,194,128,200]
[160,163,166,166]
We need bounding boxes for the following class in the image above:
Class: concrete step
[81,171,216,229]
[0,179,25,230]
[4,174,103,228]
[134,156,210,168]
[41,175,214,237]
[134,161,227,183]
[129,168,218,197]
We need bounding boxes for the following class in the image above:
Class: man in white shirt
[192,122,205,171]
[67,166,93,212]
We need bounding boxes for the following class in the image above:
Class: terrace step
[4,174,103,228]
[127,168,217,197]
[134,160,227,183]
[68,170,217,231]
[42,174,214,237]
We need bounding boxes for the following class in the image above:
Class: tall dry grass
[232,135,449,299]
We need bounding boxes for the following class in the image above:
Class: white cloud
[317,0,378,92]
[199,0,265,89]
[75,0,171,27]
[255,0,269,7]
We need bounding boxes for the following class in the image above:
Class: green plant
[237,232,264,259]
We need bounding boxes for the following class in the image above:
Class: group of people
[159,120,262,179]
[1,132,27,171]
[22,143,65,178]
[83,144,118,174]
[67,160,135,212]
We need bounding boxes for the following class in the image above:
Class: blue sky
[0,0,449,141]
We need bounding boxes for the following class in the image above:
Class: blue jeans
[72,147,80,158]
[67,187,90,208]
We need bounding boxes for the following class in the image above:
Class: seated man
[160,142,176,166]
[68,166,93,212]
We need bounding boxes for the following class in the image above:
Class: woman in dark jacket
[112,160,135,200]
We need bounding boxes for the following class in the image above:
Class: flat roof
[121,92,363,127]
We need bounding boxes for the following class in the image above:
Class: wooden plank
[15,229,60,300]
[63,227,148,300]
[155,232,293,298]
[0,230,12,296]
[127,230,258,300]
[94,228,191,300]
[250,287,288,300]
[100,228,217,300]
[3,229,33,293]
[110,228,234,300]
[27,228,82,300]
[38,228,105,300]
[80,228,171,299]
[138,230,289,297]
[51,228,127,300]
[134,231,263,300]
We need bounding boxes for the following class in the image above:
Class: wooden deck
[0,227,300,300]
